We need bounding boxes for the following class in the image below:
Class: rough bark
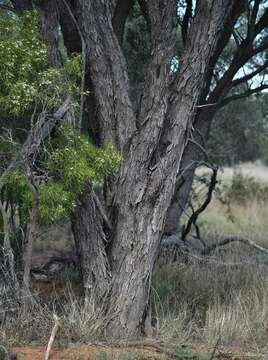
[38,0,63,67]
[71,184,111,299]
[101,0,239,338]
[22,0,268,340]
[78,0,136,151]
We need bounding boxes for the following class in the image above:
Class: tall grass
[153,261,268,348]
[2,172,268,351]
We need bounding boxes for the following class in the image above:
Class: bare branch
[220,83,268,107]
[204,34,268,111]
[231,61,268,87]
[202,236,268,256]
[181,167,218,241]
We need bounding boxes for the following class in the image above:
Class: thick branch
[181,0,192,46]
[79,0,136,152]
[138,0,177,130]
[247,0,261,40]
[112,0,134,46]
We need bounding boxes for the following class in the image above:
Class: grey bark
[22,0,267,339]
[103,1,238,338]
[71,184,111,300]
[38,0,63,67]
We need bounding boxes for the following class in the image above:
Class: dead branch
[181,167,218,241]
[202,236,268,256]
[0,97,70,192]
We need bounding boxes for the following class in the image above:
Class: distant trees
[208,94,268,165]
[1,0,268,338]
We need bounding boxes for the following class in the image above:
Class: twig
[44,314,60,360]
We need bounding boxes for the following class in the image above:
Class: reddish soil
[11,343,264,360]
[12,344,164,360]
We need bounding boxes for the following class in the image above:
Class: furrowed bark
[78,0,136,151]
[38,0,63,67]
[72,184,111,299]
[104,0,237,338]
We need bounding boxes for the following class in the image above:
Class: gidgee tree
[74,0,244,337]
[6,0,268,338]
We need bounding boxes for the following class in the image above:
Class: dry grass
[154,174,268,349]
[0,286,107,347]
[200,200,268,246]
[153,262,268,349]
[2,170,268,352]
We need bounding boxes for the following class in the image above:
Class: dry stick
[44,314,60,360]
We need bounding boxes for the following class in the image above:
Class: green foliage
[0,10,81,116]
[2,170,32,221]
[0,10,47,115]
[2,127,121,226]
[208,95,268,165]
[46,126,121,193]
[38,181,73,224]
[123,2,150,85]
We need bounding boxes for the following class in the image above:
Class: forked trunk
[69,0,240,338]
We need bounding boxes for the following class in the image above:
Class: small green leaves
[2,127,121,226]
[0,10,81,116]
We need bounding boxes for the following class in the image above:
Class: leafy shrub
[225,171,268,203]
[0,9,81,116]
[2,127,121,225]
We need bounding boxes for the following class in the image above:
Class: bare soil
[11,343,265,360]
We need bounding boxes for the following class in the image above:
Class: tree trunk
[72,184,111,300]
[70,0,239,339]
[38,0,63,68]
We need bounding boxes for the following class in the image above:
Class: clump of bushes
[224,171,268,203]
